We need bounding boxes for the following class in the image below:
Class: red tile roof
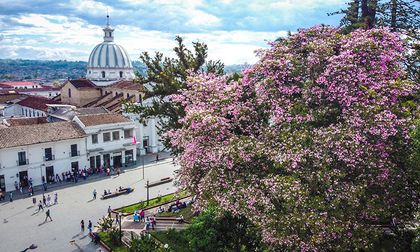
[7,117,48,126]
[0,122,85,149]
[0,81,39,86]
[17,96,61,112]
[68,79,97,89]
[77,113,131,126]
[108,80,143,91]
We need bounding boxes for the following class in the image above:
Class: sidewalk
[5,151,173,201]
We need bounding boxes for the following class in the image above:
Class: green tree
[129,233,163,252]
[125,36,224,151]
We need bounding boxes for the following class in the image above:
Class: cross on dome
[103,12,114,42]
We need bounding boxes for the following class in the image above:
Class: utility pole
[142,155,145,180]
[146,180,149,206]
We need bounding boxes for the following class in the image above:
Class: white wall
[0,138,87,192]
[73,117,137,168]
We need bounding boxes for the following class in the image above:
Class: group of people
[80,219,93,234]
[133,210,157,231]
[35,192,58,212]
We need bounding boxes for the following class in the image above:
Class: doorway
[95,155,101,168]
[19,171,28,187]
[90,157,95,169]
[0,175,5,192]
[113,155,122,168]
[46,166,54,183]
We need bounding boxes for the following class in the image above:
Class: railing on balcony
[70,151,80,157]
[43,155,55,161]
[17,159,29,166]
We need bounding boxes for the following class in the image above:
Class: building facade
[0,122,87,192]
[73,113,137,170]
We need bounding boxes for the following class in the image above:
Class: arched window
[102,71,106,78]
[119,71,123,78]
[68,88,71,98]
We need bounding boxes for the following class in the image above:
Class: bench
[101,188,134,200]
[146,177,173,188]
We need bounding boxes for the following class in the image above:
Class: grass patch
[98,232,128,252]
[118,191,190,213]
[157,205,195,222]
[152,229,190,252]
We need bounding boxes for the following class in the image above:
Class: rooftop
[0,81,39,86]
[0,122,85,149]
[17,96,61,112]
[6,117,48,126]
[107,80,143,91]
[77,113,131,127]
[68,79,97,89]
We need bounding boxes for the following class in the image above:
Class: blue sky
[0,0,345,64]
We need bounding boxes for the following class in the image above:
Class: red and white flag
[132,136,137,145]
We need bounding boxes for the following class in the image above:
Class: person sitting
[133,211,139,222]
[107,189,111,195]
[104,190,108,196]
[157,206,164,214]
[176,215,184,223]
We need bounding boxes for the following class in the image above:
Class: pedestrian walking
[108,206,112,218]
[80,220,85,232]
[54,192,58,205]
[42,195,46,206]
[88,220,92,234]
[14,181,18,191]
[45,209,52,222]
[38,200,44,212]
[46,194,51,206]
[9,192,13,202]
[93,189,97,200]
[156,154,159,162]
[32,197,36,206]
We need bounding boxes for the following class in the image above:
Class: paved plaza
[0,157,179,252]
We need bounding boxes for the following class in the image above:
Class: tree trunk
[361,0,378,29]
[390,0,397,31]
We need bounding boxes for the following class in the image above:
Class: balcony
[43,155,55,161]
[17,159,29,166]
[69,151,80,157]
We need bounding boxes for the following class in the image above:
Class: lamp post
[118,212,122,243]
[146,179,149,206]
[142,153,145,180]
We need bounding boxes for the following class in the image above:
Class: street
[0,159,179,252]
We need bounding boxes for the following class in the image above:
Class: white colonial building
[0,122,87,192]
[73,113,137,169]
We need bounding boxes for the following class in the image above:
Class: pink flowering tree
[170,26,419,250]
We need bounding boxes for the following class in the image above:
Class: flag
[132,135,137,145]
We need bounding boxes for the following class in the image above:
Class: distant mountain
[0,59,245,82]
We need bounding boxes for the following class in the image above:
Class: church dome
[86,14,135,84]
[87,42,132,69]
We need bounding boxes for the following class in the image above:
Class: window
[101,71,105,78]
[112,131,120,141]
[103,132,111,142]
[68,88,71,98]
[18,151,27,166]
[70,144,78,157]
[92,134,98,144]
[119,71,123,78]
[44,148,53,161]
[124,129,133,139]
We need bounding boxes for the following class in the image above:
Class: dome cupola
[86,14,135,85]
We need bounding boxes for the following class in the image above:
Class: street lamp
[118,212,122,243]
[146,180,149,206]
